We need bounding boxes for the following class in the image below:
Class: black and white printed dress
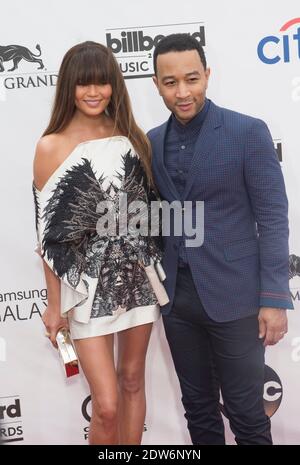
[33,136,162,339]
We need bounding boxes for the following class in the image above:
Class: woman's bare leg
[74,334,118,445]
[117,323,153,445]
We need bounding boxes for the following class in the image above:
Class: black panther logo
[289,254,300,280]
[0,44,44,72]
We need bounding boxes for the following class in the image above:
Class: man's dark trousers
[163,266,272,445]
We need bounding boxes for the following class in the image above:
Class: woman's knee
[118,367,145,394]
[92,396,118,425]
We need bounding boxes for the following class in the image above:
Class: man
[148,33,293,445]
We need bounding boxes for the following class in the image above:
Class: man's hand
[258,307,288,346]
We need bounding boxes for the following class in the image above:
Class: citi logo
[257,18,300,64]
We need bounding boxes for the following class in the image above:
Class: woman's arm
[41,261,68,347]
[34,136,69,346]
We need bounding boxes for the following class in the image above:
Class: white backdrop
[0,0,299,445]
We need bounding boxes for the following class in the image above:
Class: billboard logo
[106,22,205,79]
[0,396,24,443]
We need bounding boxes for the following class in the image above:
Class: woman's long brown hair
[43,41,153,185]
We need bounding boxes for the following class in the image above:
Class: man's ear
[152,75,159,89]
[152,75,161,95]
[205,67,211,88]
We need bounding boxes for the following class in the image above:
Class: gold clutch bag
[56,328,79,378]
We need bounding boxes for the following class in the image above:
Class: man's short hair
[153,33,207,75]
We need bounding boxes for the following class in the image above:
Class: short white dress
[33,136,163,339]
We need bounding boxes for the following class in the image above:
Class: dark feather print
[32,183,40,234]
[42,158,106,287]
[36,149,162,317]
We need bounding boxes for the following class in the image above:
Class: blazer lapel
[183,102,222,200]
[152,117,179,200]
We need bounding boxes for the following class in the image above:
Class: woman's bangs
[75,52,109,86]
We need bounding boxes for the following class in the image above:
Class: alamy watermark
[96,193,204,248]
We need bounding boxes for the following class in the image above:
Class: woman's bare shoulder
[35,133,65,156]
[33,134,66,191]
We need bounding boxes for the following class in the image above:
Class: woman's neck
[66,110,116,139]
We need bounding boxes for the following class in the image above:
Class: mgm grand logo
[0,43,57,91]
[0,44,44,72]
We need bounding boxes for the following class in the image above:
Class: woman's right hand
[42,306,69,348]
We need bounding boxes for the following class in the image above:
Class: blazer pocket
[224,238,259,262]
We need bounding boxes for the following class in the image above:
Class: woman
[33,41,166,445]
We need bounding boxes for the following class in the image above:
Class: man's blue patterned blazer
[148,100,293,321]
